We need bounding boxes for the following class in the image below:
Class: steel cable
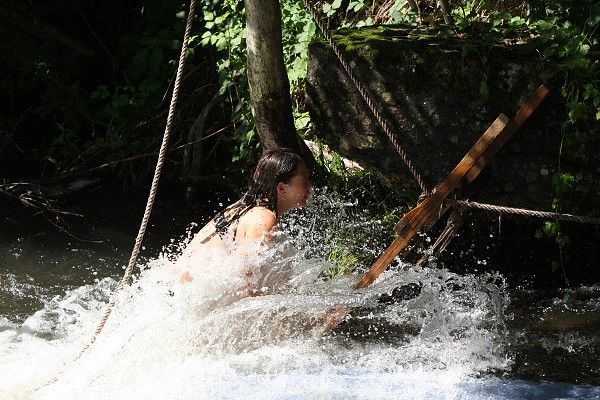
[445,198,600,224]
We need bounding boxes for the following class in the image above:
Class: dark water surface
[0,183,228,321]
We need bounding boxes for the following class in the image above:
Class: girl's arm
[237,207,278,296]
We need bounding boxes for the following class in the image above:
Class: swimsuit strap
[213,205,253,240]
[230,215,243,238]
[213,213,230,238]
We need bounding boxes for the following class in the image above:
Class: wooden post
[354,84,550,290]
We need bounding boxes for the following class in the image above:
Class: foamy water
[2,191,599,399]
[0,245,509,399]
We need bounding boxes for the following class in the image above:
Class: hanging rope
[304,0,431,197]
[75,0,197,360]
[445,198,600,225]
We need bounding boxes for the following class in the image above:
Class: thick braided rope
[304,0,430,196]
[75,0,197,360]
[445,198,600,225]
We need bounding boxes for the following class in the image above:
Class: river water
[1,188,599,399]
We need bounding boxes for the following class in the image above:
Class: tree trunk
[243,0,320,177]
[244,0,296,150]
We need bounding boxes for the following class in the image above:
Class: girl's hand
[180,271,193,284]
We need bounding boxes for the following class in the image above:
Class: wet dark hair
[213,148,305,236]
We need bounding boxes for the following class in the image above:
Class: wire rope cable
[445,198,600,224]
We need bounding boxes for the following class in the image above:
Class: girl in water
[179,148,312,292]
[177,147,346,331]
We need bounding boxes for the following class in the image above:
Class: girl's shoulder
[242,206,277,225]
[237,206,277,240]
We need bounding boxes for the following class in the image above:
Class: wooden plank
[394,114,509,238]
[354,84,550,290]
[461,84,551,189]
[355,119,506,289]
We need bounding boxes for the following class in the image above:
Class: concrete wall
[305,27,600,283]
[306,27,599,216]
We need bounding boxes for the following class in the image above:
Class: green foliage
[324,246,361,279]
[528,2,600,125]
[551,171,574,210]
[314,144,405,221]
[537,219,570,283]
[197,0,315,167]
[445,1,600,128]
[311,144,405,278]
[0,1,195,183]
[535,171,574,281]
[200,4,247,93]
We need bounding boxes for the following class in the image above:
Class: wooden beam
[394,114,509,238]
[354,84,550,290]
[458,114,510,191]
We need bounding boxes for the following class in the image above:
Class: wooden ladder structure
[354,84,551,290]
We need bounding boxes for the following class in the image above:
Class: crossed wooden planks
[354,84,550,290]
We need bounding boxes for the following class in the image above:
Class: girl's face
[277,163,312,215]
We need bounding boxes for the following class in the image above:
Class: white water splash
[0,241,513,400]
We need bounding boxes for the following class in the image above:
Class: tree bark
[244,0,296,151]
[243,0,320,179]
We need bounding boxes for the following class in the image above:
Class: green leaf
[294,112,311,130]
[556,234,570,249]
[534,20,552,31]
[231,35,242,47]
[551,197,563,211]
[543,44,557,58]
[579,43,590,56]
[552,172,574,198]
[568,102,587,123]
[203,11,214,21]
[543,221,560,238]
